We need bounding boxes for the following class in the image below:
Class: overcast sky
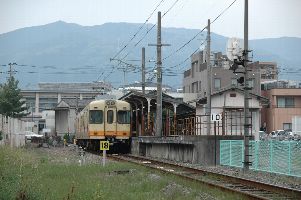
[0,0,300,39]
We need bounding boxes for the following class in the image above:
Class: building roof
[54,98,93,110]
[197,86,269,105]
[119,90,195,116]
[124,81,172,89]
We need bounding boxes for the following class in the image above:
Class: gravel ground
[154,158,301,191]
[34,144,109,166]
[200,165,301,190]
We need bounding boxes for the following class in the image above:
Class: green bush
[63,133,70,143]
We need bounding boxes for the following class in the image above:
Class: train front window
[89,110,103,124]
[107,110,114,124]
[117,110,130,124]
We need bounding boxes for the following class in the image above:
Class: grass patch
[0,146,243,200]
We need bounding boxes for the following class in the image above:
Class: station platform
[131,135,244,166]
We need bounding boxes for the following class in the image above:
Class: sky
[0,0,300,39]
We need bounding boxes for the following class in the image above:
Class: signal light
[229,58,244,72]
[230,62,239,72]
[237,76,244,85]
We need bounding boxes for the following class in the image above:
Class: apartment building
[261,80,301,133]
[183,50,261,100]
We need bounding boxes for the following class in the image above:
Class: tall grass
[0,146,243,200]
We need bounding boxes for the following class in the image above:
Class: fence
[0,114,26,147]
[220,140,301,177]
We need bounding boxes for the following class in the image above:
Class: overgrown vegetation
[0,76,28,118]
[0,147,243,200]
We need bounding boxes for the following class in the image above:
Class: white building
[195,87,269,140]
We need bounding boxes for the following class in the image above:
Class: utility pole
[109,58,136,93]
[8,63,17,78]
[142,47,146,95]
[206,19,211,135]
[243,0,251,172]
[148,11,170,137]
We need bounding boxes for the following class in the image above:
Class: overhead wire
[158,0,238,81]
[166,39,206,71]
[111,0,166,60]
[112,0,238,84]
[121,0,181,61]
[162,0,238,61]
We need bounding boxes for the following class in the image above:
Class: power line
[211,0,238,25]
[163,27,206,61]
[166,39,206,71]
[111,0,165,60]
[162,0,180,17]
[163,0,238,61]
[121,0,181,61]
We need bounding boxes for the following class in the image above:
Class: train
[75,99,131,152]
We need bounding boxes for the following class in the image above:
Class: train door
[104,107,117,137]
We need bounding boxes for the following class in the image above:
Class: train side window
[107,110,114,124]
[117,111,131,124]
[89,110,103,124]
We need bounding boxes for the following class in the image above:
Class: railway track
[109,154,301,200]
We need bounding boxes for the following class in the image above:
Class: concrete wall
[131,135,244,166]
[0,114,26,147]
[55,110,69,135]
[68,109,76,134]
[55,109,77,136]
[42,110,55,134]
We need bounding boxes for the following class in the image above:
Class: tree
[0,76,29,118]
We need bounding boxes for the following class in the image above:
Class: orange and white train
[75,99,131,151]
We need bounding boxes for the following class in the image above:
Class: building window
[230,93,236,97]
[198,81,202,92]
[214,78,221,89]
[231,78,237,87]
[192,82,198,93]
[283,123,292,130]
[277,97,294,108]
[192,65,195,78]
[248,78,255,89]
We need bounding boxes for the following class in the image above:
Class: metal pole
[214,121,217,166]
[148,12,170,137]
[102,150,106,167]
[155,11,163,137]
[142,47,146,95]
[9,63,12,78]
[206,19,211,135]
[243,0,250,171]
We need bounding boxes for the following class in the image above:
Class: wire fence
[220,140,301,177]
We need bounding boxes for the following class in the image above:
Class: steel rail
[109,154,301,200]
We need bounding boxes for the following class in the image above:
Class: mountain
[0,21,300,89]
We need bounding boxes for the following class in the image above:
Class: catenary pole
[148,12,170,136]
[206,19,211,135]
[142,47,146,94]
[243,0,251,171]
